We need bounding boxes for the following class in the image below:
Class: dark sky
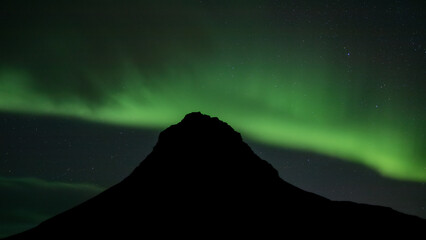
[1,0,425,237]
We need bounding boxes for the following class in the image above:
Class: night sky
[1,0,425,237]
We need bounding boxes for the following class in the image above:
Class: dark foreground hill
[5,112,424,238]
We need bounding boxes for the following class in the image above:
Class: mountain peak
[179,112,234,131]
[6,113,425,239]
[181,111,215,122]
[155,112,242,149]
[131,112,279,187]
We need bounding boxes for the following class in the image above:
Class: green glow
[0,176,105,193]
[0,176,104,238]
[1,60,424,182]
[0,2,424,182]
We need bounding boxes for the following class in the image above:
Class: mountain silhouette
[5,112,424,238]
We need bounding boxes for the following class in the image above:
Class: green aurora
[0,1,425,181]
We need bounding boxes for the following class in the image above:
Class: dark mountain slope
[6,112,424,239]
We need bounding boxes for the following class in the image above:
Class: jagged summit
[180,111,232,128]
[178,112,238,137]
[5,112,425,239]
[154,112,243,150]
